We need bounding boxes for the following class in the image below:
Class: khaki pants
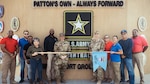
[2,53,16,83]
[133,52,144,82]
[46,54,54,80]
[104,59,112,79]
[111,62,120,84]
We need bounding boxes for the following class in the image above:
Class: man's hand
[9,53,13,57]
[11,54,17,59]
[60,55,67,59]
[26,59,30,64]
[121,55,126,59]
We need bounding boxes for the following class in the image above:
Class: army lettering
[70,41,90,47]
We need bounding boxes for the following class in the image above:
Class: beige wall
[126,0,150,75]
[0,0,150,79]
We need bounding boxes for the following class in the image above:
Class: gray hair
[33,37,40,42]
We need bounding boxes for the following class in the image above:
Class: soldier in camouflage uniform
[89,31,105,84]
[54,33,71,84]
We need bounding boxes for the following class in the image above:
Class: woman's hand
[110,51,116,54]
[32,52,38,56]
[40,52,44,55]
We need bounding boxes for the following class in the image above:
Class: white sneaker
[97,80,101,84]
[11,80,18,84]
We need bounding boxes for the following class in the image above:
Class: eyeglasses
[104,37,109,39]
[121,33,126,35]
[24,33,29,35]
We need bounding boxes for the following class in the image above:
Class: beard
[50,33,54,36]
[8,35,13,38]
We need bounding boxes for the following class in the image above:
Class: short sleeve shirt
[110,43,122,62]
[105,41,113,60]
[23,43,32,59]
[19,38,28,57]
[27,45,43,59]
[132,36,148,53]
[0,37,18,53]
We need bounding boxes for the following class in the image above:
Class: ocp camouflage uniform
[54,40,71,82]
[89,38,105,82]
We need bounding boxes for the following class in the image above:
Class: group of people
[0,29,71,84]
[0,28,148,84]
[89,29,148,84]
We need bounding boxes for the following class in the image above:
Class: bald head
[8,30,14,38]
[49,29,54,36]
[132,29,138,37]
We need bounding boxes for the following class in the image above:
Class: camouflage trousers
[93,67,104,80]
[54,57,68,79]
[90,55,104,80]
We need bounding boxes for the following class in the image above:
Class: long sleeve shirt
[44,35,57,52]
[54,40,71,58]
[119,38,133,59]
[89,38,105,51]
[27,45,43,59]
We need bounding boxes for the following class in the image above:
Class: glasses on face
[104,36,109,39]
[104,38,108,39]
[24,33,29,35]
[121,33,126,35]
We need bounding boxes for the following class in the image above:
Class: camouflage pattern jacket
[54,40,71,59]
[89,38,105,51]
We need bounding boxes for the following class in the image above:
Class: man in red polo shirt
[103,35,113,83]
[132,29,148,84]
[0,30,19,84]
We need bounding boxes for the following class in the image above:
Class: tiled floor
[0,72,150,84]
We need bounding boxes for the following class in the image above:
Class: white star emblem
[68,14,89,34]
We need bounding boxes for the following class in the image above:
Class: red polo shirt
[132,36,148,53]
[105,41,113,60]
[0,37,18,53]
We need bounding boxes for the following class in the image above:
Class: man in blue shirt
[19,30,29,83]
[119,30,135,84]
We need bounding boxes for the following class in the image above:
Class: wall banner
[33,0,125,8]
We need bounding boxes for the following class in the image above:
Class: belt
[32,58,40,60]
[133,52,142,54]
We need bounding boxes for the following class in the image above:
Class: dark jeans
[20,58,25,80]
[120,58,135,84]
[30,58,43,82]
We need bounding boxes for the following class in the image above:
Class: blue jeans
[120,58,135,84]
[20,58,25,80]
[30,58,43,82]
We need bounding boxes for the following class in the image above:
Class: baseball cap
[121,29,127,34]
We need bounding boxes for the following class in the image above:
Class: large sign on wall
[64,11,93,38]
[64,10,92,51]
[33,0,125,7]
